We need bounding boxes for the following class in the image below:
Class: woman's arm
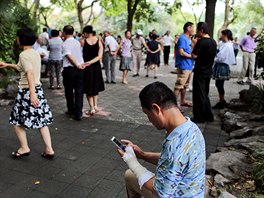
[26,70,39,107]
[0,62,18,70]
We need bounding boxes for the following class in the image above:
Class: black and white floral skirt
[9,86,53,129]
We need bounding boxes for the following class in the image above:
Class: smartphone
[111,136,126,152]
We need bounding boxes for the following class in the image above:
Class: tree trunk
[217,0,238,37]
[127,12,133,32]
[33,0,40,18]
[126,0,140,32]
[205,0,217,38]
[75,0,84,32]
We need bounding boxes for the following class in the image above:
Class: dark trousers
[193,74,214,122]
[215,80,225,95]
[62,67,84,118]
[163,46,170,64]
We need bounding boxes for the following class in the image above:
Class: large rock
[6,84,18,98]
[222,112,248,133]
[206,151,251,180]
[218,190,237,198]
[225,136,264,153]
[229,127,253,139]
[214,174,230,187]
[228,99,249,112]
[0,88,5,96]
[222,120,247,133]
[252,125,264,136]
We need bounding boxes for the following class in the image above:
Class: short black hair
[221,29,233,41]
[51,29,59,37]
[63,25,74,35]
[183,22,194,32]
[43,28,47,32]
[16,28,37,46]
[139,81,178,110]
[197,22,209,34]
[152,34,158,40]
[125,30,130,35]
[83,25,93,34]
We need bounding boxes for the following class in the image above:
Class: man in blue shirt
[174,22,194,107]
[117,82,205,198]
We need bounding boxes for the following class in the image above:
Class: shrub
[253,149,264,193]
[250,84,264,113]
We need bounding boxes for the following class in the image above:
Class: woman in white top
[212,29,236,109]
[0,28,55,159]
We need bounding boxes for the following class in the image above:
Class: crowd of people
[0,20,263,198]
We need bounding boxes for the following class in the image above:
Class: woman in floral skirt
[0,28,55,159]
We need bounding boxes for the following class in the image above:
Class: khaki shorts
[174,68,192,90]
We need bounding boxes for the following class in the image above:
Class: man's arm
[121,139,160,165]
[179,48,192,58]
[142,152,160,165]
[240,37,246,51]
[66,54,80,68]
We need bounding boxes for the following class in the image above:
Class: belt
[133,48,142,51]
[244,51,255,54]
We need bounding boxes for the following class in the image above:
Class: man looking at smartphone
[117,81,205,198]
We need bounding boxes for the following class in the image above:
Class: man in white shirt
[163,30,173,66]
[62,25,84,121]
[39,28,49,49]
[131,29,148,77]
[103,31,118,83]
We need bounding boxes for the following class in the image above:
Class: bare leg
[39,126,54,155]
[154,65,157,77]
[93,96,98,112]
[123,70,128,83]
[14,126,30,153]
[174,89,180,103]
[88,96,95,114]
[146,65,150,77]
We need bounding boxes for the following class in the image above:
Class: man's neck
[65,35,73,39]
[164,108,187,134]
[184,32,190,38]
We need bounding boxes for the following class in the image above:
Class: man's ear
[151,103,161,113]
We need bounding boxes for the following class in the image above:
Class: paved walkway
[0,55,249,197]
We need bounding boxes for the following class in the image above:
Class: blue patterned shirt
[154,117,205,198]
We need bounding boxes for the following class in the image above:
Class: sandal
[11,150,30,159]
[48,86,55,89]
[57,85,62,89]
[89,109,96,116]
[41,152,55,160]
[85,109,96,116]
[180,102,193,107]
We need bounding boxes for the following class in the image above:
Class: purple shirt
[121,38,132,57]
[240,35,256,53]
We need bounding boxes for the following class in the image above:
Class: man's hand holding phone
[117,139,145,160]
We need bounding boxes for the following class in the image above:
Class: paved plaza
[0,55,250,197]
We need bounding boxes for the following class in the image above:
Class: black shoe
[65,111,74,116]
[41,152,55,160]
[74,116,82,121]
[105,81,110,84]
[11,150,30,159]
[212,101,225,109]
[154,76,157,79]
[145,75,149,77]
[111,81,116,84]
[237,81,245,85]
[133,74,139,77]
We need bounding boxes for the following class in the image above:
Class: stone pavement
[0,55,249,197]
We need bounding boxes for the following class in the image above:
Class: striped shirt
[154,117,205,198]
[48,37,63,60]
